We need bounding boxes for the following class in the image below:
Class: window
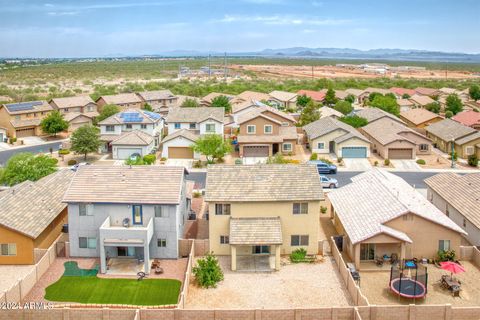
[0,243,16,256]
[79,204,93,216]
[283,143,292,152]
[126,124,133,129]
[438,240,450,251]
[206,123,216,133]
[220,235,229,244]
[105,125,114,132]
[157,239,167,247]
[293,203,308,214]
[317,142,325,149]
[466,146,474,156]
[154,205,168,218]
[463,218,467,228]
[419,144,429,152]
[215,203,231,215]
[264,125,273,134]
[79,237,96,249]
[291,235,309,246]
[141,124,147,129]
[247,125,256,134]
[132,205,143,225]
[189,123,196,129]
[174,123,181,129]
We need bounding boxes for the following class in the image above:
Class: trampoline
[390,278,426,298]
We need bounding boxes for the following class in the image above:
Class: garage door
[15,127,35,138]
[388,148,413,159]
[117,148,142,160]
[168,147,194,159]
[243,146,269,157]
[341,147,367,158]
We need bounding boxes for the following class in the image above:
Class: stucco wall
[0,226,35,264]
[239,116,280,135]
[161,137,200,159]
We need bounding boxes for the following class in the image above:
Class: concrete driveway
[20,136,47,145]
[391,159,422,171]
[166,158,194,169]
[342,158,372,171]
[243,157,268,165]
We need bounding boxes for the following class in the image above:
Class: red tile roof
[452,110,480,127]
[389,87,416,97]
[297,90,326,102]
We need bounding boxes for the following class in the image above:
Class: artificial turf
[45,276,181,306]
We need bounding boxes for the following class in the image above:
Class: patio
[105,258,146,275]
[236,255,274,272]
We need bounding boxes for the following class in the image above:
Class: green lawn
[45,276,181,306]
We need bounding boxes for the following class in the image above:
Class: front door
[117,247,135,257]
[360,243,375,261]
[252,245,270,254]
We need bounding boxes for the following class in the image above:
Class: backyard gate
[56,241,66,257]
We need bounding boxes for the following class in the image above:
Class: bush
[445,110,453,118]
[290,248,308,263]
[449,152,458,161]
[437,250,456,262]
[192,252,224,288]
[320,206,327,214]
[309,153,318,161]
[193,160,203,168]
[384,159,390,166]
[67,159,77,166]
[9,137,17,144]
[193,191,202,198]
[337,157,343,164]
[468,154,479,167]
[125,157,144,166]
[58,149,70,155]
[160,157,167,161]
[416,159,426,165]
[374,161,378,166]
[318,157,333,165]
[143,154,156,165]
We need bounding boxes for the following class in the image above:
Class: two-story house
[205,164,324,271]
[267,91,298,110]
[136,90,178,113]
[161,107,224,159]
[63,166,190,275]
[49,96,99,131]
[0,101,53,138]
[98,109,163,159]
[96,93,144,111]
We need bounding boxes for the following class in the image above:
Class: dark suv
[308,160,337,174]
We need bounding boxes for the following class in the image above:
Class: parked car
[320,175,339,188]
[308,160,337,174]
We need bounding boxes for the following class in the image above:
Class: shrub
[318,157,333,165]
[449,152,458,161]
[192,252,224,288]
[384,159,390,166]
[9,137,17,144]
[67,159,77,166]
[374,161,378,166]
[468,154,479,167]
[193,191,202,198]
[416,159,426,165]
[309,153,318,161]
[337,157,343,164]
[193,160,203,168]
[58,149,70,155]
[143,154,156,165]
[160,157,167,162]
[290,248,307,263]
[234,159,242,165]
[437,250,456,262]
[125,157,144,166]
[320,206,327,214]
[445,110,454,118]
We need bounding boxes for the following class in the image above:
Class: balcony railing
[99,216,154,245]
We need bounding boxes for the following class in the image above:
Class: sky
[0,0,479,57]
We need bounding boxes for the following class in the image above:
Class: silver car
[320,175,339,188]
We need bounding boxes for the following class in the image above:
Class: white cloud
[214,14,351,26]
[311,1,323,7]
[47,11,79,16]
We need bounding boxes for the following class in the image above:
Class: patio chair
[375,256,384,267]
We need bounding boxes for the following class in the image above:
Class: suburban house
[344,89,364,104]
[96,93,144,111]
[297,90,326,103]
[397,99,415,112]
[303,117,371,158]
[452,110,480,130]
[414,87,440,97]
[49,96,99,131]
[353,107,405,125]
[236,106,297,157]
[0,170,74,265]
[389,87,416,98]
[98,109,163,160]
[268,90,298,110]
[319,106,343,119]
[0,101,53,138]
[136,90,178,111]
[409,94,436,108]
[63,166,190,275]
[426,119,480,159]
[358,88,391,104]
[201,92,234,107]
[329,169,466,270]
[399,108,443,129]
[233,91,271,105]
[162,107,224,159]
[361,117,432,159]
[205,164,324,271]
[426,173,479,246]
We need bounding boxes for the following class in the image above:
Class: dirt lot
[185,256,353,309]
[360,260,480,306]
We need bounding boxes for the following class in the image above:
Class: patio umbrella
[440,261,466,279]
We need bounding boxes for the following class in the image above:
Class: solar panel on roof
[120,112,143,123]
[5,101,43,112]
[143,111,161,120]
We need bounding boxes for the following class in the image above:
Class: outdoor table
[441,276,461,296]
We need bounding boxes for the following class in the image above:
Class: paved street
[0,141,63,165]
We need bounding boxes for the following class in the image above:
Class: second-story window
[264,125,272,134]
[247,125,256,134]
[154,205,168,218]
[174,123,181,129]
[189,123,196,129]
[105,125,114,132]
[132,205,143,225]
[293,203,308,214]
[79,204,94,216]
[215,203,231,215]
[141,124,147,129]
[126,124,133,129]
[206,123,216,133]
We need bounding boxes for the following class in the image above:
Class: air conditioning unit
[123,218,130,228]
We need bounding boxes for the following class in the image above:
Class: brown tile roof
[354,108,404,124]
[414,87,439,96]
[362,117,426,146]
[269,90,297,102]
[161,129,199,144]
[205,164,324,202]
[409,94,435,106]
[63,166,186,204]
[303,116,369,143]
[97,93,143,105]
[400,108,442,125]
[230,217,283,245]
[426,119,477,142]
[0,170,74,239]
[425,173,480,229]
[10,118,42,128]
[137,90,177,102]
[63,111,99,122]
[236,91,270,102]
[201,92,234,104]
[50,96,95,109]
[166,107,224,123]
[236,103,295,123]
[111,130,154,146]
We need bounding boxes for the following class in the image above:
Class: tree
[425,102,440,114]
[70,125,101,160]
[0,153,57,186]
[370,95,400,116]
[402,93,411,99]
[192,134,232,164]
[192,252,224,288]
[469,85,480,101]
[40,110,69,136]
[181,98,199,108]
[211,95,231,113]
[323,88,337,106]
[298,100,320,126]
[445,94,463,115]
[368,92,383,103]
[445,110,453,118]
[96,104,120,123]
[334,100,353,115]
[142,103,153,111]
[296,94,312,109]
[344,94,355,104]
[339,115,368,128]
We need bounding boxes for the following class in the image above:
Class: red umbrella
[440,261,466,279]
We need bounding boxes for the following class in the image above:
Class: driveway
[391,159,422,171]
[166,158,194,169]
[342,158,372,171]
[20,136,47,145]
[242,157,268,165]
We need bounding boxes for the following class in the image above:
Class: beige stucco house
[399,108,443,129]
[329,170,466,270]
[268,91,298,110]
[96,93,144,111]
[0,101,53,138]
[205,164,324,271]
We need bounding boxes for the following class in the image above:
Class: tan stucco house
[49,96,99,132]
[96,93,144,111]
[205,164,324,271]
[0,101,53,138]
[268,90,298,110]
[303,117,371,158]
[400,108,443,129]
[136,90,178,111]
[329,170,466,270]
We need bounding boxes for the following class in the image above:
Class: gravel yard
[186,256,353,309]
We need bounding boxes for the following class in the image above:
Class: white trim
[282,142,293,152]
[264,124,273,134]
[247,125,256,134]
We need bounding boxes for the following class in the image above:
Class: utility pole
[224,52,227,81]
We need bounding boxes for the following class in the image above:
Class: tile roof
[335,90,349,100]
[137,90,176,101]
[425,173,480,229]
[362,117,425,146]
[98,109,162,125]
[63,111,99,122]
[50,96,95,109]
[414,87,439,96]
[362,88,391,95]
[230,217,283,245]
[452,110,480,127]
[269,90,297,102]
[354,108,404,124]
[236,91,270,102]
[63,166,186,204]
[345,89,364,97]
[201,92,234,104]
[297,90,326,102]
[426,119,477,142]
[397,99,415,107]
[111,130,154,146]
[3,100,53,115]
[400,108,442,125]
[409,94,435,106]
[161,129,199,144]
[319,106,343,118]
[166,107,224,123]
[328,169,466,245]
[0,170,74,239]
[237,110,282,126]
[389,87,416,97]
[233,101,296,123]
[455,131,480,145]
[205,164,324,202]
[10,118,42,128]
[98,93,143,105]
[303,117,369,143]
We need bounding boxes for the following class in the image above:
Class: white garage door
[117,148,142,160]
